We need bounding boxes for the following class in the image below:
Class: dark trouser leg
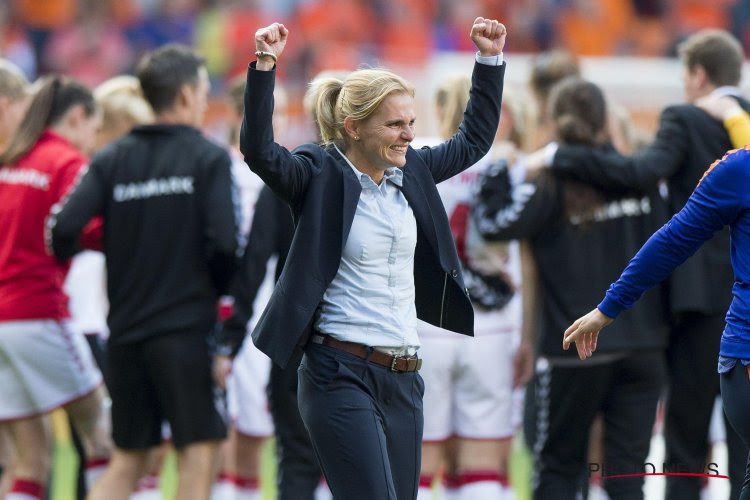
[532,360,611,500]
[720,363,750,500]
[664,312,723,500]
[297,343,423,500]
[267,347,322,500]
[602,351,666,500]
[727,410,750,500]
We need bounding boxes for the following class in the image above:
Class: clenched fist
[470,17,506,57]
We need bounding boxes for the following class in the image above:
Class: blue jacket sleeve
[599,150,747,317]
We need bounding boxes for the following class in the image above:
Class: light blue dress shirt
[315,147,419,353]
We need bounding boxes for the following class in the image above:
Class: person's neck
[341,145,385,184]
[154,109,193,127]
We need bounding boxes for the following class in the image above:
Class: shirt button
[451,269,458,278]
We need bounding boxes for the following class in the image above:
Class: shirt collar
[334,144,403,187]
[711,86,742,98]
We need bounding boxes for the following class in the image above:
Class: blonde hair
[307,68,415,147]
[0,58,28,100]
[94,75,154,134]
[435,74,471,140]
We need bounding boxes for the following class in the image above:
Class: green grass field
[50,418,533,499]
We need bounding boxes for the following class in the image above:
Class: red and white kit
[417,152,522,441]
[0,131,102,421]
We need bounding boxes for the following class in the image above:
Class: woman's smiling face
[354,91,416,170]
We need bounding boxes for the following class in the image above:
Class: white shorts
[227,339,273,437]
[419,308,519,441]
[0,319,103,421]
[226,260,276,438]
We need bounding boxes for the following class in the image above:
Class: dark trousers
[532,351,666,500]
[297,342,424,500]
[665,312,748,500]
[720,362,750,500]
[267,347,323,500]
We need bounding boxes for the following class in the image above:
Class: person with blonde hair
[92,75,154,151]
[415,73,528,500]
[0,59,30,153]
[240,17,506,499]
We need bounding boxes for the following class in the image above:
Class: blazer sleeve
[551,106,689,192]
[416,62,505,184]
[239,63,319,209]
[216,186,284,357]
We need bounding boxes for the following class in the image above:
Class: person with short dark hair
[50,43,239,500]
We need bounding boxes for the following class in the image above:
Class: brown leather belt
[310,334,422,373]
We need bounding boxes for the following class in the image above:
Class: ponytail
[306,76,344,145]
[0,76,95,166]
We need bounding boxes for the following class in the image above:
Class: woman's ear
[63,103,86,129]
[343,116,360,142]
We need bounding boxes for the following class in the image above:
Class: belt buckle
[390,356,399,372]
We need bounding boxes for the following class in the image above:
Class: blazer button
[451,269,458,278]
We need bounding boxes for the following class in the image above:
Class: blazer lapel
[330,146,362,251]
[401,167,440,255]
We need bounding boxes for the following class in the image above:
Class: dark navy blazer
[240,61,505,367]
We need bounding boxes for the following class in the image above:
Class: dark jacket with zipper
[240,61,505,367]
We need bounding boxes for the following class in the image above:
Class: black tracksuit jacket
[51,124,239,344]
[472,155,670,358]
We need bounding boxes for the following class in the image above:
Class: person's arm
[240,23,315,208]
[418,18,506,183]
[695,94,750,148]
[472,160,558,241]
[563,148,749,359]
[49,158,106,260]
[513,240,536,388]
[548,106,689,192]
[202,150,240,296]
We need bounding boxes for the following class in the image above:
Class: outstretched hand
[562,308,613,360]
[255,22,289,68]
[470,17,506,57]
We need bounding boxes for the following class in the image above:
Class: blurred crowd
[2,0,750,93]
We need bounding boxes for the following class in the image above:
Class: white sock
[457,471,505,500]
[234,475,260,500]
[444,474,460,500]
[129,474,160,500]
[211,473,236,500]
[7,479,45,500]
[417,474,434,499]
